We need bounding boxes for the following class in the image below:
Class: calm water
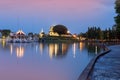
[0,40,103,80]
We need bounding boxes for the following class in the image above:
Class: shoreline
[78,44,111,80]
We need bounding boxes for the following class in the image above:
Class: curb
[78,47,111,80]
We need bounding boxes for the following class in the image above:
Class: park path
[90,45,120,80]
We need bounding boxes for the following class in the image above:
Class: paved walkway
[90,45,120,80]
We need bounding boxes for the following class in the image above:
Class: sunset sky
[0,0,115,34]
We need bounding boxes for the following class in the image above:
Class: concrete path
[90,45,120,80]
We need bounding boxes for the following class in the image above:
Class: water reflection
[16,45,25,58]
[48,43,68,59]
[1,39,6,48]
[79,42,85,52]
[87,42,102,55]
[0,41,104,80]
[0,41,103,59]
[72,43,76,58]
[39,43,44,55]
[10,44,13,55]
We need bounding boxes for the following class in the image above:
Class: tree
[28,32,33,37]
[53,24,68,35]
[115,0,120,39]
[86,26,103,40]
[1,29,11,37]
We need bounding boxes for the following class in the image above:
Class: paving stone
[90,45,120,80]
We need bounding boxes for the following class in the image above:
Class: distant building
[48,25,72,37]
[39,29,45,38]
[49,26,59,36]
[7,30,27,42]
[16,30,26,39]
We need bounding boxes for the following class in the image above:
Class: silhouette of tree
[115,0,120,39]
[1,29,11,37]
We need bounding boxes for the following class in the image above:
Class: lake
[0,40,103,80]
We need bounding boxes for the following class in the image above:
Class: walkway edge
[78,47,111,80]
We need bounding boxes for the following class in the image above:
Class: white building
[39,29,45,38]
[49,26,59,36]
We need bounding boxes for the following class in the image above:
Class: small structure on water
[7,29,28,43]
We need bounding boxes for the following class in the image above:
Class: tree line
[79,0,120,41]
[78,27,116,41]
[115,0,120,39]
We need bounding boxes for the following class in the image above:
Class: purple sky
[0,0,116,34]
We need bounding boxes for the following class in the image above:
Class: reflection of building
[39,43,44,54]
[16,46,24,58]
[79,42,85,51]
[72,43,76,58]
[48,43,68,59]
[10,44,13,55]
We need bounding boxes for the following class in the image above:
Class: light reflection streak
[73,43,76,58]
[48,43,68,59]
[36,45,38,53]
[1,39,5,48]
[62,43,67,54]
[55,44,58,56]
[39,43,43,55]
[49,44,54,59]
[10,44,13,55]
[79,42,83,51]
[95,46,97,54]
[16,46,24,58]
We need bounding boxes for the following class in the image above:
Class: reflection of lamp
[2,39,6,48]
[79,42,83,51]
[39,43,43,55]
[55,44,59,56]
[48,43,68,59]
[16,46,24,58]
[62,43,67,54]
[95,46,97,54]
[10,44,13,55]
[36,45,38,53]
[49,44,55,59]
[73,43,76,58]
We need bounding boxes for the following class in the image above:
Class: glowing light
[62,43,67,54]
[72,43,76,58]
[55,44,58,56]
[39,43,43,55]
[41,28,44,33]
[48,44,55,59]
[67,30,70,34]
[95,46,97,54]
[36,45,38,53]
[79,42,83,51]
[1,39,6,48]
[16,46,24,58]
[10,44,13,55]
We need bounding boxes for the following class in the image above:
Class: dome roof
[52,24,68,35]
[16,30,25,35]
